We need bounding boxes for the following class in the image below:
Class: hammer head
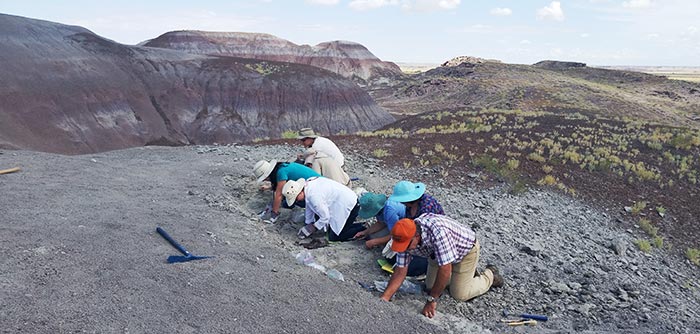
[167,255,212,263]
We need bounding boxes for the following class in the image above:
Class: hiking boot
[486,265,504,288]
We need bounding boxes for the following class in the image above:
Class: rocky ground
[2,144,699,333]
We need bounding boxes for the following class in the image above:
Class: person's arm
[379,265,408,301]
[354,221,385,239]
[272,180,286,215]
[365,234,391,249]
[422,263,451,318]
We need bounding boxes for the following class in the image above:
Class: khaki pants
[425,239,494,301]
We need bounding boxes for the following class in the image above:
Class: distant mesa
[533,60,587,70]
[142,31,403,81]
[0,14,394,154]
[441,56,501,67]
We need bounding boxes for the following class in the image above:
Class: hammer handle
[156,227,191,256]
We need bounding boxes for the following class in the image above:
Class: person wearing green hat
[354,191,428,277]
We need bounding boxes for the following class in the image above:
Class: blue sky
[2,0,698,66]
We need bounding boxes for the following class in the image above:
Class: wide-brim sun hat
[388,180,426,203]
[391,218,416,253]
[253,159,277,184]
[282,178,306,206]
[358,192,387,219]
[297,127,318,140]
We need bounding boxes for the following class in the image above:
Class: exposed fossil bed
[0,14,393,154]
[2,144,698,333]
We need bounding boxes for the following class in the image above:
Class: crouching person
[379,213,504,318]
[282,177,366,241]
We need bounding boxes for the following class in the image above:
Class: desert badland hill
[1,13,699,334]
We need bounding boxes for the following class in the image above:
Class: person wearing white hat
[252,160,320,223]
[282,177,365,241]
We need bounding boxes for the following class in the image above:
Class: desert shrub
[634,239,652,253]
[527,152,546,163]
[506,159,520,170]
[537,175,558,186]
[656,206,667,215]
[372,149,389,158]
[652,236,664,248]
[686,248,700,265]
[510,180,528,195]
[472,155,500,174]
[411,147,421,155]
[281,130,297,139]
[542,165,554,174]
[631,201,647,215]
[638,218,658,237]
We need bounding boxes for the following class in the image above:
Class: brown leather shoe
[486,265,504,288]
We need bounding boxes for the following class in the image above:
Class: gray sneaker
[486,265,504,288]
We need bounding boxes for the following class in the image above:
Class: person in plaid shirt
[388,180,444,219]
[379,213,504,318]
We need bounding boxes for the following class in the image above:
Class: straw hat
[253,160,277,184]
[297,128,319,140]
[282,178,306,206]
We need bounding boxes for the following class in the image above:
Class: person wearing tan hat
[253,160,320,223]
[301,147,352,187]
[282,177,366,241]
[380,213,503,319]
[297,127,345,168]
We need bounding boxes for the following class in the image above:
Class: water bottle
[326,268,345,281]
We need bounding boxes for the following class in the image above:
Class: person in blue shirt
[354,192,427,277]
[253,160,320,223]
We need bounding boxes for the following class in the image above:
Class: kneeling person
[380,213,504,318]
[282,177,366,241]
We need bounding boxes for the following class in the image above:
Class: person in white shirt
[282,177,365,241]
[297,128,345,165]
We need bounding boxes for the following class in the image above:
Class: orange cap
[391,218,416,252]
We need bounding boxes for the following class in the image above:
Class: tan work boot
[486,265,504,288]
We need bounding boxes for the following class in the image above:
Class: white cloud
[401,0,461,12]
[348,0,399,11]
[580,33,590,38]
[537,1,565,21]
[520,39,532,44]
[305,0,340,5]
[490,8,512,16]
[647,33,660,39]
[622,0,652,9]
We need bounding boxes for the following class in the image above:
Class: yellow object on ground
[0,167,20,175]
[377,259,394,274]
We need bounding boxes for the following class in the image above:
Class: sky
[1,0,699,66]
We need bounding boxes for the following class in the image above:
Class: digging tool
[156,227,212,263]
[0,167,20,175]
[505,319,538,326]
[502,309,548,321]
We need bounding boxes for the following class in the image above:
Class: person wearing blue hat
[388,180,444,219]
[354,191,428,277]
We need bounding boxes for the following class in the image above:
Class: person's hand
[422,301,437,318]
[353,230,366,240]
[365,238,381,249]
[297,224,317,239]
[259,184,271,191]
[379,295,391,302]
[264,211,279,224]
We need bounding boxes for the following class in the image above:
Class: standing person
[282,177,366,241]
[388,180,444,219]
[297,128,344,167]
[380,214,504,319]
[253,160,320,223]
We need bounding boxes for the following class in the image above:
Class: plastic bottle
[325,268,345,281]
[295,250,326,272]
